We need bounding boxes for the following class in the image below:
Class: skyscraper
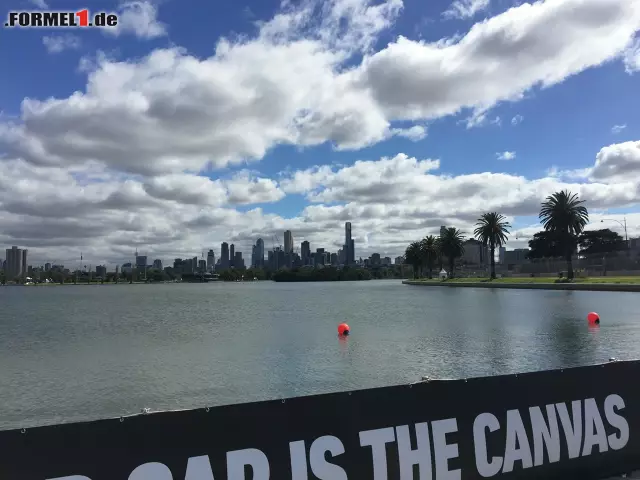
[207,250,215,272]
[230,244,235,267]
[301,241,310,265]
[5,246,26,280]
[440,225,447,237]
[344,222,354,265]
[255,238,265,267]
[221,242,229,268]
[284,230,294,254]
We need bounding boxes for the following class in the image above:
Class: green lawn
[410,276,640,284]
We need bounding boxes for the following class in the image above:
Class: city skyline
[0,0,639,268]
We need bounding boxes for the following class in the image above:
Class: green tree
[404,241,423,278]
[578,229,625,256]
[526,230,564,259]
[439,227,465,278]
[474,212,511,279]
[539,190,589,280]
[420,235,439,279]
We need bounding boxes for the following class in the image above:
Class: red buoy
[338,323,350,336]
[587,312,600,325]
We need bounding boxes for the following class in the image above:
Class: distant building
[121,262,133,273]
[135,255,147,271]
[234,252,244,269]
[255,238,265,268]
[206,250,215,272]
[383,257,392,265]
[301,241,311,265]
[440,226,447,237]
[221,242,229,269]
[498,247,506,265]
[504,249,529,265]
[395,256,404,265]
[5,246,27,279]
[44,262,51,272]
[344,222,355,265]
[315,248,325,266]
[370,253,381,266]
[330,253,338,265]
[284,230,294,254]
[153,259,163,270]
[198,259,207,272]
[230,244,235,267]
[95,265,107,277]
[462,239,487,265]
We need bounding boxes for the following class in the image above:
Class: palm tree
[404,241,423,278]
[420,235,439,279]
[439,227,465,278]
[474,212,511,280]
[539,190,589,280]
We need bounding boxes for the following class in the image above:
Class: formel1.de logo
[4,9,118,28]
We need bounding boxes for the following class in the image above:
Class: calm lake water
[1,280,639,430]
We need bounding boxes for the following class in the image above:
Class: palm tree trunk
[566,251,574,280]
[449,257,455,278]
[490,241,496,279]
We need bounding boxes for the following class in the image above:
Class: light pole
[601,217,629,252]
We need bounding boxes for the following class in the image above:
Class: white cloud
[361,0,640,123]
[443,0,490,20]
[29,0,48,7]
[1,0,637,179]
[1,141,640,265]
[42,35,81,54]
[511,114,524,126]
[496,151,516,161]
[612,124,627,134]
[623,38,640,73]
[464,110,501,129]
[389,125,428,141]
[588,140,640,184]
[104,1,167,39]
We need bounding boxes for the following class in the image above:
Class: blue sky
[1,0,640,265]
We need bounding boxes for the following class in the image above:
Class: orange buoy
[338,323,350,336]
[587,312,600,325]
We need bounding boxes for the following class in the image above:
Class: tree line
[404,190,627,281]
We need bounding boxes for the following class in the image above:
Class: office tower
[44,262,51,271]
[135,255,147,270]
[284,230,294,254]
[440,226,447,237]
[206,250,215,272]
[230,244,235,267]
[301,241,310,265]
[234,252,244,269]
[198,259,207,272]
[344,222,354,265]
[498,247,506,265]
[153,259,163,269]
[5,246,26,279]
[221,242,229,268]
[349,239,355,264]
[256,238,265,267]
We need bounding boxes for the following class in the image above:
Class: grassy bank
[403,276,640,292]
[409,276,640,284]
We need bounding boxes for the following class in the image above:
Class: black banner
[1,361,640,479]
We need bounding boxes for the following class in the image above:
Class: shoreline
[402,280,640,292]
